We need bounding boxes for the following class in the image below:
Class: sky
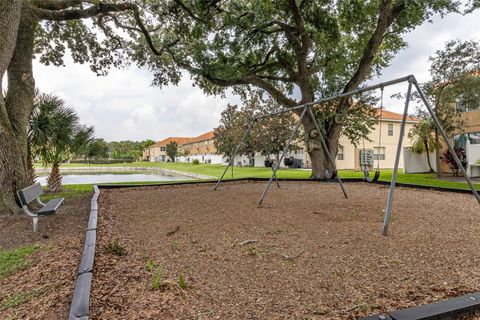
[31,7,480,142]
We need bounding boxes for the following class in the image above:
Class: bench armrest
[20,205,38,218]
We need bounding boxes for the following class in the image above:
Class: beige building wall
[459,109,480,133]
[334,119,416,170]
[148,145,168,162]
[182,139,216,156]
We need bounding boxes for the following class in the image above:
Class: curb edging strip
[69,185,99,320]
[361,291,480,319]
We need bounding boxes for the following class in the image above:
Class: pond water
[35,171,190,185]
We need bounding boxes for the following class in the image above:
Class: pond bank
[35,166,216,181]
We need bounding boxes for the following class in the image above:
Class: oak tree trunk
[301,112,338,179]
[0,3,37,214]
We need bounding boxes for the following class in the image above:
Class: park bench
[17,183,64,232]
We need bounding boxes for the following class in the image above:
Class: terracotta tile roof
[149,131,215,149]
[183,131,214,145]
[375,109,417,122]
[151,137,193,148]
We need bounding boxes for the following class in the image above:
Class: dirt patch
[0,193,91,319]
[91,181,480,319]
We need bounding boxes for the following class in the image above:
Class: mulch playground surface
[0,193,91,319]
[87,181,480,319]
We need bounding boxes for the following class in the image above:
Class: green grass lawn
[0,245,39,279]
[35,161,480,191]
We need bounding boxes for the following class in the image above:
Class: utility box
[360,149,374,166]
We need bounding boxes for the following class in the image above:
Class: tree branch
[31,0,87,11]
[31,2,137,21]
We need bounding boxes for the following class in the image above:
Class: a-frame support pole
[258,107,308,205]
[255,119,280,188]
[306,106,348,199]
[382,77,480,236]
[213,121,253,190]
[414,82,480,205]
[382,79,413,236]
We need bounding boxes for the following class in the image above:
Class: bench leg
[32,217,38,232]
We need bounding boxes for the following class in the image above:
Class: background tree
[416,39,480,175]
[165,141,179,162]
[248,92,300,165]
[29,93,94,192]
[133,0,460,178]
[108,139,155,160]
[214,91,301,167]
[408,113,436,172]
[84,138,109,164]
[214,104,258,166]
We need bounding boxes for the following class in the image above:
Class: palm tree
[83,138,109,164]
[408,117,437,173]
[29,93,94,192]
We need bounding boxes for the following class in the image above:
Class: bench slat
[17,183,43,206]
[37,198,64,215]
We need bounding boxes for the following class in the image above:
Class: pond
[35,170,190,186]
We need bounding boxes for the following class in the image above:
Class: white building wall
[176,154,224,164]
[466,141,480,177]
[403,148,437,173]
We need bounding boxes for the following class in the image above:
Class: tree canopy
[132,0,461,177]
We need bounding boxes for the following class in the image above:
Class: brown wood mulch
[0,194,91,319]
[90,181,480,319]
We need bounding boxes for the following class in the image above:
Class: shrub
[440,147,466,176]
[192,159,200,165]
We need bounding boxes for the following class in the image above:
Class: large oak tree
[0,0,160,213]
[133,0,461,178]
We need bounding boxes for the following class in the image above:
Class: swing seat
[363,169,372,182]
[372,170,380,182]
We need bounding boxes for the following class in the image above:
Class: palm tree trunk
[47,164,62,192]
[424,140,434,173]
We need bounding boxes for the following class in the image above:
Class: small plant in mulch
[178,273,187,289]
[145,260,188,292]
[151,266,164,290]
[105,240,127,256]
[246,246,260,257]
[171,240,181,251]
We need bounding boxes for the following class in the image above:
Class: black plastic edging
[69,185,99,320]
[361,291,480,320]
[97,176,475,195]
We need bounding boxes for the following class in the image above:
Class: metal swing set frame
[213,74,480,236]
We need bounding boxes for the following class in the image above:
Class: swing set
[213,75,480,236]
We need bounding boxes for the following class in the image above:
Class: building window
[160,147,166,151]
[374,147,385,160]
[337,146,344,160]
[387,123,393,136]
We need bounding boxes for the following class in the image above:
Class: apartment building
[145,137,193,162]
